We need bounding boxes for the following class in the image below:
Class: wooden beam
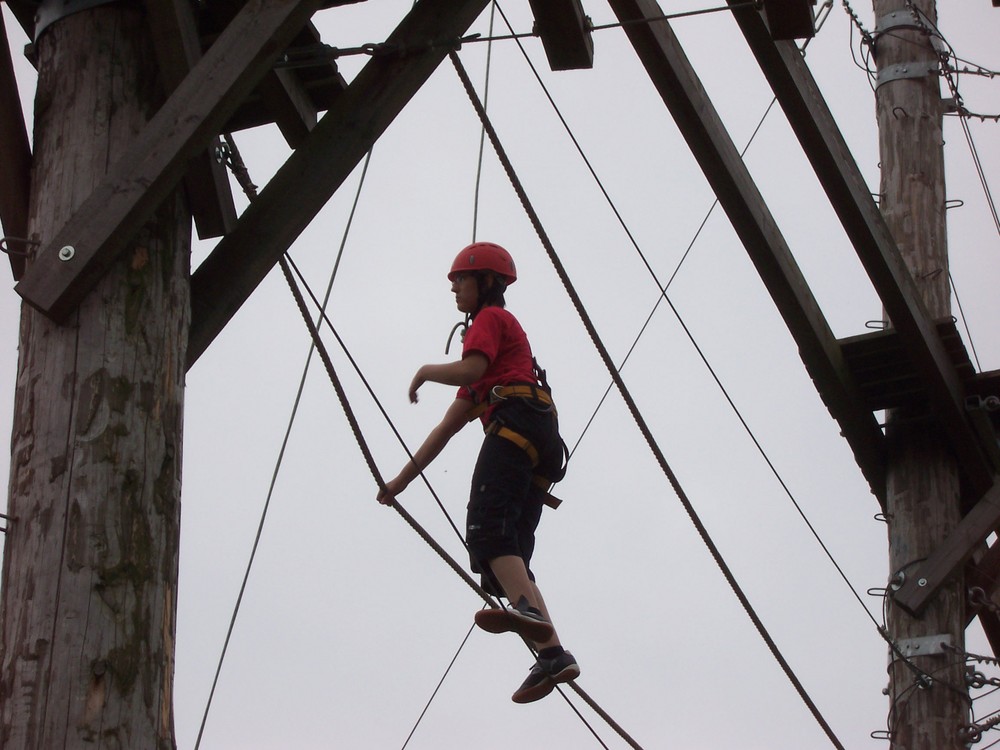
[526,0,594,71]
[187,0,492,367]
[3,1,36,39]
[195,3,346,135]
[0,10,30,278]
[14,0,324,321]
[607,0,887,503]
[894,478,1000,615]
[728,0,996,499]
[144,0,237,239]
[258,65,318,148]
[760,0,815,40]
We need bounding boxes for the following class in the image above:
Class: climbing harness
[466,382,554,421]
[463,355,570,510]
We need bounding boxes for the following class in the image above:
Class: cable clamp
[893,634,953,661]
[875,61,939,91]
[871,11,924,52]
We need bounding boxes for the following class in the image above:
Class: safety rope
[243,148,626,749]
[219,133,498,609]
[280,256,499,605]
[281,249,640,750]
[217,124,639,745]
[449,48,847,750]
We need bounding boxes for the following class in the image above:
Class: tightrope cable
[450,47,846,750]
[193,136,371,750]
[281,252,640,750]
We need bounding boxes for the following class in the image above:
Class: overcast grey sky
[3,1,1000,748]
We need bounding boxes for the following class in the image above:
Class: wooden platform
[840,319,977,413]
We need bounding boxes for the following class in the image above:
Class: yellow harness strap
[487,423,540,465]
[485,422,562,509]
[465,384,554,422]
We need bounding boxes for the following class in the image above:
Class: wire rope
[192,136,371,750]
[449,47,847,750]
[400,622,477,750]
[470,1,497,242]
[407,9,621,744]
[279,253,497,604]
[281,226,644,750]
[495,0,883,641]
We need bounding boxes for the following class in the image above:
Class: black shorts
[465,400,562,586]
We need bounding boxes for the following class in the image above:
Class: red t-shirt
[457,306,536,423]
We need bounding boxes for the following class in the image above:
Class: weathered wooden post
[0,5,189,747]
[875,1,969,747]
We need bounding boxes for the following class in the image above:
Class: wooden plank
[0,10,30,278]
[761,0,815,40]
[894,478,1000,615]
[728,0,995,499]
[258,65,318,148]
[526,0,594,70]
[187,0,492,367]
[144,0,237,239]
[607,0,887,504]
[196,5,345,135]
[14,0,324,321]
[840,319,978,411]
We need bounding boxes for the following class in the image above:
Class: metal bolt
[918,578,928,587]
[58,246,75,261]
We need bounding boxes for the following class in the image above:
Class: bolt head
[58,246,75,261]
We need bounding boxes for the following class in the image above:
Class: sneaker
[474,597,554,643]
[512,650,580,704]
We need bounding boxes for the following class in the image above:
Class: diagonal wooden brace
[0,10,31,279]
[607,0,887,503]
[145,0,238,240]
[727,0,996,499]
[893,478,1000,615]
[14,0,323,322]
[186,0,492,367]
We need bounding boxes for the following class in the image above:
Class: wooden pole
[0,6,189,748]
[874,1,969,747]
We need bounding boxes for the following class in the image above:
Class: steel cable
[281,253,640,749]
[450,48,846,750]
[223,131,625,746]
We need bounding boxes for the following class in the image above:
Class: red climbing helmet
[448,242,517,285]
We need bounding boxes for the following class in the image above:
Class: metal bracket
[876,61,939,90]
[34,0,124,42]
[893,634,954,661]
[873,10,948,57]
[873,10,923,39]
[967,394,1000,413]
